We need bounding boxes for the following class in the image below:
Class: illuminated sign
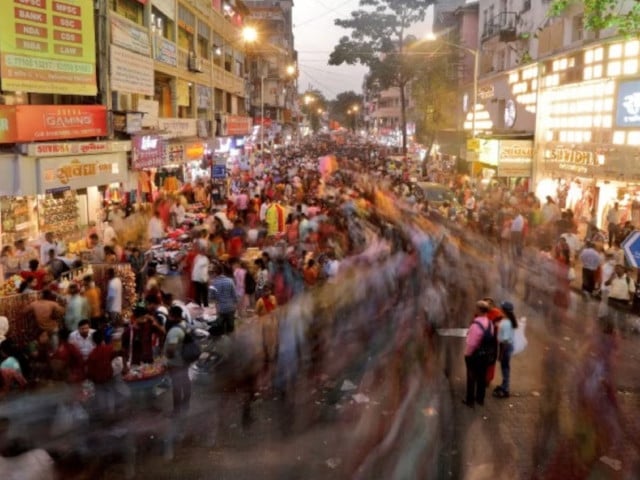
[616,79,640,128]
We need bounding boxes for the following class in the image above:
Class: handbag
[513,317,528,355]
[567,267,576,281]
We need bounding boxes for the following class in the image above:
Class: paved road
[90,281,640,480]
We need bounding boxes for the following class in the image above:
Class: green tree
[328,0,434,154]
[330,91,363,130]
[550,0,640,36]
[409,40,458,166]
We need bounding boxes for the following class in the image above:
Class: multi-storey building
[0,0,265,247]
[243,0,297,144]
[468,0,640,225]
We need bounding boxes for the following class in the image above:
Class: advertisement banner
[38,152,128,192]
[110,44,154,95]
[222,115,252,136]
[132,134,166,169]
[196,85,211,110]
[616,79,640,128]
[0,0,97,95]
[497,140,533,177]
[110,12,151,56]
[158,118,197,137]
[0,105,107,143]
[154,36,177,66]
[135,98,159,128]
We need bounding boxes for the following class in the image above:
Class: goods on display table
[146,237,190,276]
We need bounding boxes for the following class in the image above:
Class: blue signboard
[622,230,640,268]
[616,80,640,128]
[212,165,226,179]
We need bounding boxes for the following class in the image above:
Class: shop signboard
[24,140,130,157]
[472,139,499,166]
[212,165,226,179]
[37,152,128,193]
[616,79,640,128]
[0,105,107,144]
[166,143,184,164]
[0,0,97,96]
[542,144,599,176]
[158,118,197,138]
[135,99,159,128]
[622,230,640,268]
[154,36,177,66]
[110,12,151,56]
[222,115,252,136]
[132,134,165,169]
[196,85,211,110]
[497,140,533,177]
[110,44,154,96]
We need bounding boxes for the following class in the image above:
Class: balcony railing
[482,11,518,42]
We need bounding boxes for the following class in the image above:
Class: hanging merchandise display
[38,193,79,236]
[0,197,38,247]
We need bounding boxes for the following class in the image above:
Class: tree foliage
[549,0,640,36]
[330,91,363,122]
[409,39,459,152]
[328,0,435,152]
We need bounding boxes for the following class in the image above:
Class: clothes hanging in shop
[154,167,184,189]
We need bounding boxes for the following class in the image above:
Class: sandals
[492,387,510,398]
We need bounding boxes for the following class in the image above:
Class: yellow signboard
[0,0,97,95]
[466,138,480,152]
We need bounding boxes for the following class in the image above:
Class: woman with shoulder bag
[494,301,518,399]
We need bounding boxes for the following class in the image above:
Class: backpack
[472,320,498,363]
[180,326,202,364]
[245,270,256,295]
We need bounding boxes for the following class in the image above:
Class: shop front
[219,115,252,168]
[36,150,130,235]
[159,118,211,190]
[533,43,640,228]
[463,66,537,164]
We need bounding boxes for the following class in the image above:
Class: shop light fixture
[609,43,623,59]
[613,131,626,144]
[597,153,606,165]
[628,131,640,146]
[594,47,604,62]
[625,40,640,57]
[624,59,638,75]
[607,61,622,76]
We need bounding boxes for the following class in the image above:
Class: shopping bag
[513,317,528,356]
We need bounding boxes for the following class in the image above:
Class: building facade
[0,0,294,248]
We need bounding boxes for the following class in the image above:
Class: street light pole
[472,48,479,140]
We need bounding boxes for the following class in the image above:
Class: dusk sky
[292,0,434,100]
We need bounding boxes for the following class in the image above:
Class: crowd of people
[0,135,635,478]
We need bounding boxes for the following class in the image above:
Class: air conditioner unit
[188,52,203,73]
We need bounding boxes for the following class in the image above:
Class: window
[151,8,175,41]
[112,0,143,23]
[197,20,210,58]
[572,15,583,42]
[178,4,195,51]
